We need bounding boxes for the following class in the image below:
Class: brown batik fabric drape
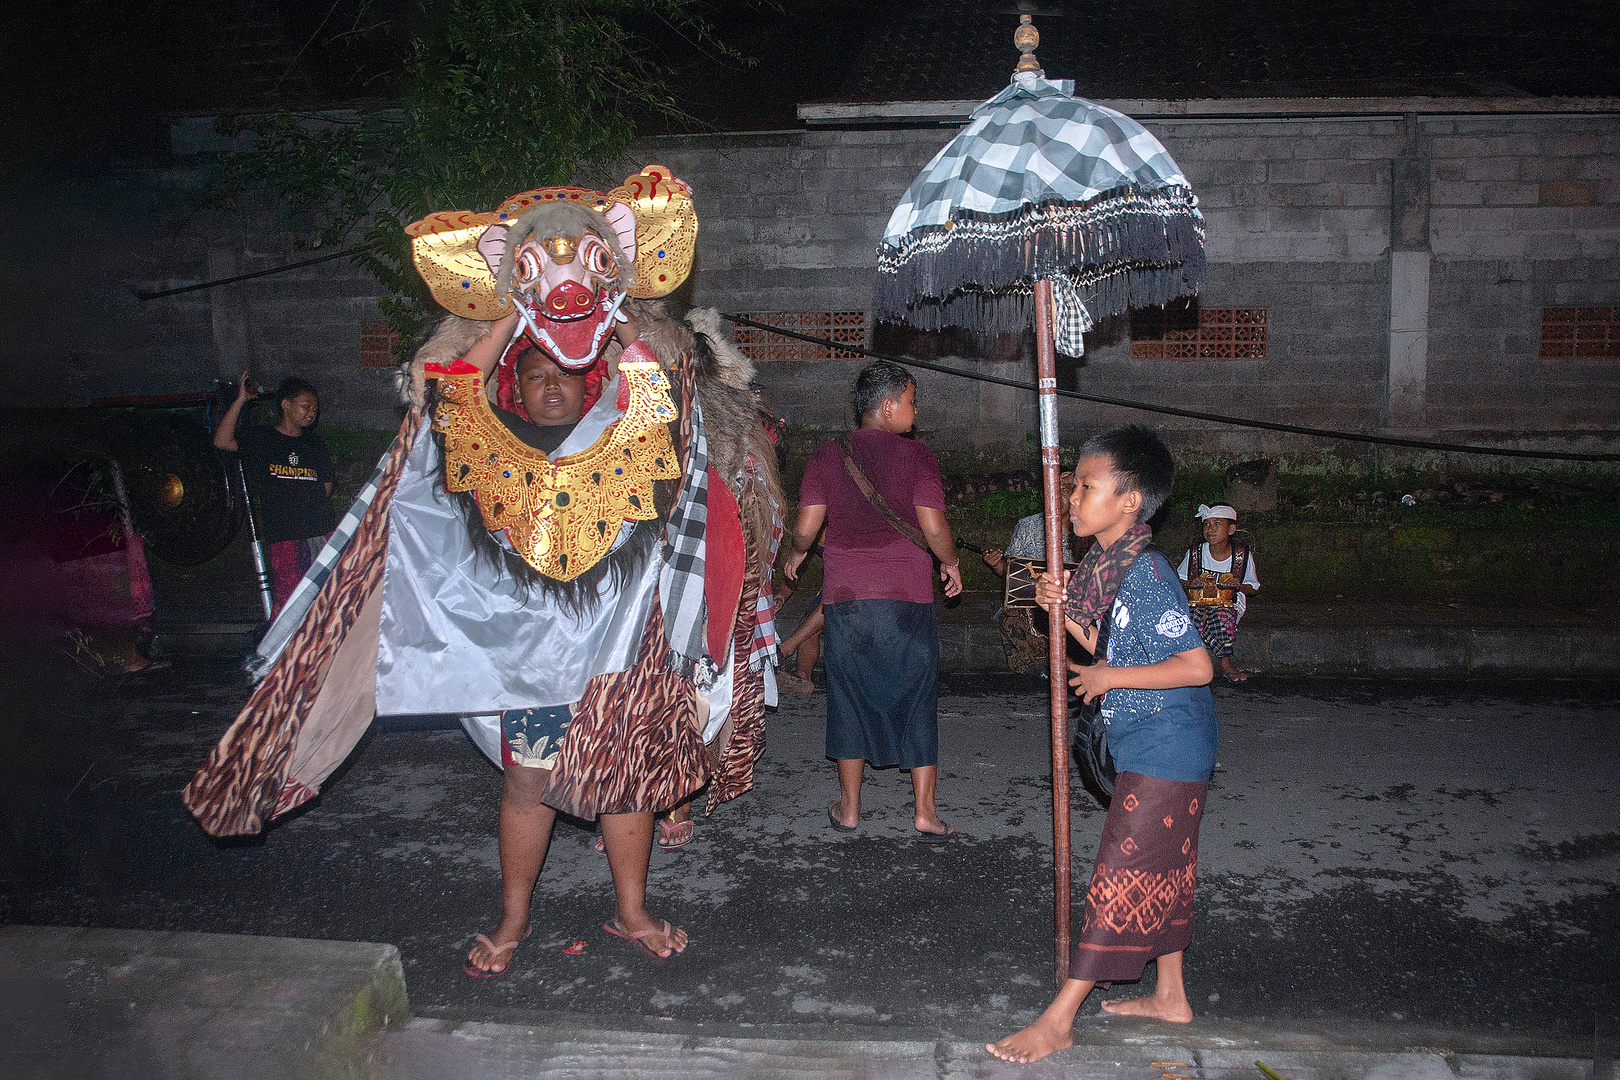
[182,408,424,837]
[705,564,765,814]
[536,600,707,820]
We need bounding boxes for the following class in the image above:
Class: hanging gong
[118,419,244,566]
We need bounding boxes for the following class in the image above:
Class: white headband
[1196,504,1238,521]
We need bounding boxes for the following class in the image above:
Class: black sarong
[824,599,939,769]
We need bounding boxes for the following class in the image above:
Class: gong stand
[1034,279,1073,988]
[236,459,275,621]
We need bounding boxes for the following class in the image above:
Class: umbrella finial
[1014,13,1043,76]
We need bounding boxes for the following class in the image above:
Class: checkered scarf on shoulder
[1064,521,1153,629]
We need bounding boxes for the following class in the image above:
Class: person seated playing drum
[1176,504,1260,683]
[980,471,1080,677]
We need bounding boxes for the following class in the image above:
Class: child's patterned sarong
[1189,604,1238,658]
[1070,771,1207,983]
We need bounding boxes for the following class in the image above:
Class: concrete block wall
[2,161,406,430]
[626,110,1617,458]
[6,107,1614,457]
[1423,116,1620,436]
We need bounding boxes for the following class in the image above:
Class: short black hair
[1081,424,1175,521]
[852,360,914,419]
[274,376,319,408]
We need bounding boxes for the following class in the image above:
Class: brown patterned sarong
[998,607,1050,676]
[1190,605,1239,658]
[705,559,766,814]
[536,601,708,820]
[1070,771,1208,983]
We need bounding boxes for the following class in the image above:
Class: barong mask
[407,166,698,370]
[406,168,697,582]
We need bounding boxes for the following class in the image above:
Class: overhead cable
[720,314,1620,463]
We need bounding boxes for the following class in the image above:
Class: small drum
[1186,573,1238,607]
[1005,556,1079,609]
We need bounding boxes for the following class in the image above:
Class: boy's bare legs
[601,810,687,956]
[1100,950,1194,1022]
[830,758,863,827]
[986,977,1096,1063]
[780,604,824,679]
[796,627,821,679]
[910,764,954,836]
[467,766,556,973]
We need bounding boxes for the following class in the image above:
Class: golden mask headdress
[406,166,698,320]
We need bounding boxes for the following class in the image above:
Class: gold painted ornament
[431,361,682,581]
[407,166,697,320]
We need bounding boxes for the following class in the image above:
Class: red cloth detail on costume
[615,341,657,411]
[424,359,480,376]
[703,465,746,663]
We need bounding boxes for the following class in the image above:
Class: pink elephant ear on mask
[602,202,637,268]
[476,223,510,281]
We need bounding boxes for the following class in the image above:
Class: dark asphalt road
[2,657,1616,1051]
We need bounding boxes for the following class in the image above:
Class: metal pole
[236,458,275,621]
[1034,278,1072,989]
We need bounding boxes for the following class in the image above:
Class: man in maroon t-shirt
[785,361,962,841]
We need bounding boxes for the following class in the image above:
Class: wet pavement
[1,657,1616,1059]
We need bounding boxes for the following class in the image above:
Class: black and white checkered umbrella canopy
[875,73,1205,356]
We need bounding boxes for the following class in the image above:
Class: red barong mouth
[513,289,626,370]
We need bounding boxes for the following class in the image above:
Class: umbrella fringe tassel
[874,188,1206,339]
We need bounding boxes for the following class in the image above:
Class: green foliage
[976,489,1038,520]
[216,0,749,356]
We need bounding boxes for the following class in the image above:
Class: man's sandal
[463,930,527,978]
[603,918,685,960]
[658,818,695,849]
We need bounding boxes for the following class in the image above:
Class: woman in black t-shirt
[213,373,335,617]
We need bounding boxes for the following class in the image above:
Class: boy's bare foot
[465,917,530,975]
[1100,994,1194,1023]
[985,1016,1074,1064]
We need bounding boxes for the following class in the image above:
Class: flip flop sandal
[658,818,695,849]
[602,918,684,961]
[463,931,526,978]
[827,803,857,832]
[915,824,958,843]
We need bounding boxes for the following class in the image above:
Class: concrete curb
[0,926,408,1080]
[0,927,1595,1078]
[379,1017,1593,1078]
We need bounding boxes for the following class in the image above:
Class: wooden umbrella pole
[1033,278,1072,989]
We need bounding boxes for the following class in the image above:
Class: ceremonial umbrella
[875,16,1205,987]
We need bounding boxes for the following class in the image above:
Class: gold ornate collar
[431,359,680,580]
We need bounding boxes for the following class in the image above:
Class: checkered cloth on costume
[660,394,715,684]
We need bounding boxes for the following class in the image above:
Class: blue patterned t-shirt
[1097,549,1218,782]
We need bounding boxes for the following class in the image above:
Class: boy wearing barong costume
[988,425,1216,1065]
[183,168,788,976]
